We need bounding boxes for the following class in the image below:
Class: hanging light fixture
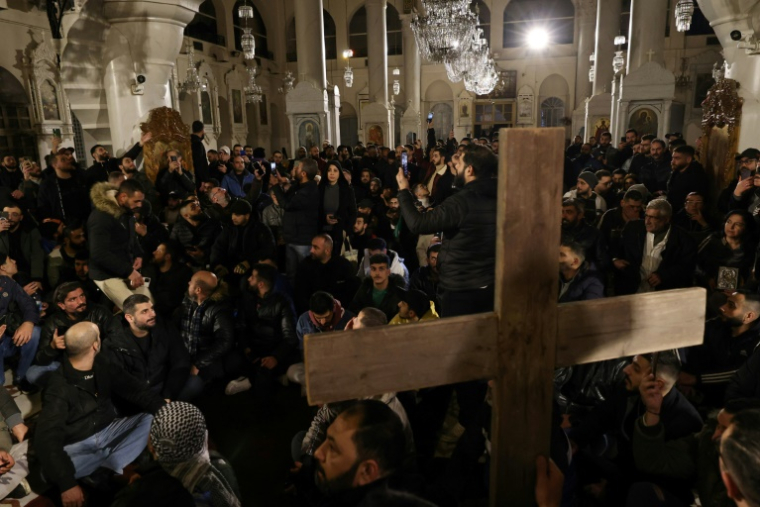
[411,0,478,64]
[675,0,695,32]
[342,49,354,88]
[237,1,256,60]
[180,39,203,93]
[392,67,400,95]
[612,51,626,74]
[245,66,263,103]
[614,35,626,46]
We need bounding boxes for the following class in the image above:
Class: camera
[131,74,146,95]
[731,30,742,41]
[136,74,147,84]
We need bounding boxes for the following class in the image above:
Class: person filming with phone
[156,149,195,202]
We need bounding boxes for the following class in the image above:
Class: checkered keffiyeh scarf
[181,297,208,357]
[150,402,241,507]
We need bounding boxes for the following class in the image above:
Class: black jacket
[141,262,194,318]
[36,170,90,222]
[558,262,604,303]
[349,275,406,321]
[33,355,164,492]
[726,344,760,402]
[318,181,357,239]
[104,316,191,399]
[409,265,441,314]
[87,183,143,280]
[85,143,142,189]
[175,289,235,369]
[155,167,196,201]
[398,178,496,292]
[639,157,672,194]
[191,134,209,187]
[274,180,320,246]
[36,304,119,367]
[667,161,708,214]
[684,318,760,406]
[294,255,360,315]
[209,219,275,270]
[237,288,298,364]
[169,214,223,264]
[613,221,697,295]
[562,220,608,271]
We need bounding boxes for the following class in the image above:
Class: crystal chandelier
[612,51,626,74]
[675,0,694,33]
[411,0,478,64]
[278,71,296,94]
[180,39,203,94]
[238,1,256,60]
[343,49,354,88]
[245,67,262,104]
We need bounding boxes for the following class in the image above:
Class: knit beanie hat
[578,171,599,188]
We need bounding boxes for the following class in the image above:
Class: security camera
[131,74,145,96]
[136,74,147,84]
[731,30,742,41]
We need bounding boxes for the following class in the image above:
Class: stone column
[401,13,421,143]
[101,0,202,154]
[592,0,621,96]
[575,0,596,107]
[627,0,667,73]
[294,0,327,89]
[362,0,391,144]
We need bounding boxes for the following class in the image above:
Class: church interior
[0,0,760,506]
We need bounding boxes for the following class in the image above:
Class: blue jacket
[558,262,605,303]
[295,308,354,352]
[221,170,255,198]
[0,276,39,326]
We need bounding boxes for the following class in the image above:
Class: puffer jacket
[209,219,275,270]
[104,316,191,399]
[273,180,320,246]
[36,304,119,367]
[558,262,605,303]
[398,177,496,291]
[87,182,142,281]
[175,284,235,369]
[237,288,298,364]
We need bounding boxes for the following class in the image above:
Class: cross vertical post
[489,128,565,505]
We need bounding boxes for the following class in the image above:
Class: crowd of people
[0,116,755,507]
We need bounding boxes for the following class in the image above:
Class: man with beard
[360,145,380,176]
[563,171,607,226]
[639,139,672,194]
[628,134,654,176]
[561,198,606,271]
[120,155,159,210]
[88,180,151,309]
[353,169,372,203]
[221,155,255,198]
[351,214,373,266]
[337,145,353,176]
[141,241,192,319]
[210,199,275,285]
[105,295,195,403]
[558,238,604,303]
[422,148,454,205]
[170,197,223,267]
[566,143,603,192]
[592,132,618,168]
[666,145,708,215]
[294,234,359,315]
[46,220,86,288]
[224,263,297,401]
[1,156,24,201]
[293,400,430,506]
[598,189,644,255]
[309,144,326,174]
[37,152,90,222]
[679,291,760,408]
[287,291,355,386]
[612,198,697,295]
[191,120,209,188]
[209,146,232,182]
[350,254,406,322]
[29,281,118,386]
[410,243,442,313]
[85,131,152,189]
[59,251,110,307]
[568,351,703,505]
[0,203,44,286]
[20,159,43,212]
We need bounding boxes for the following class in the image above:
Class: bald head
[65,322,100,358]
[188,270,218,301]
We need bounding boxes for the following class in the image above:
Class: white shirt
[638,227,671,293]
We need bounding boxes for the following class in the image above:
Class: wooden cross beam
[304,128,706,506]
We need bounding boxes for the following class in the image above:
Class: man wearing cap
[220,155,254,198]
[389,288,439,325]
[210,146,232,182]
[191,120,209,189]
[563,171,607,226]
[210,199,275,284]
[86,131,152,190]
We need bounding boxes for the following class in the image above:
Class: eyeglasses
[684,200,703,205]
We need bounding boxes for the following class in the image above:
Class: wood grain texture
[556,287,707,367]
[304,313,498,405]
[490,127,565,507]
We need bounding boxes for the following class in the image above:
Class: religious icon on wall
[232,90,244,124]
[259,94,268,125]
[368,125,384,146]
[594,118,610,140]
[629,108,658,137]
[460,103,470,118]
[717,266,739,291]
[298,119,320,150]
[41,80,60,121]
[201,92,213,125]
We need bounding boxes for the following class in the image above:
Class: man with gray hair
[611,198,697,295]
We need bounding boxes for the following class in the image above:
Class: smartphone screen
[270,162,276,171]
[170,156,178,162]
[401,152,409,177]
[427,112,434,121]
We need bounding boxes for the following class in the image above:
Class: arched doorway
[0,67,36,161]
[430,103,453,143]
[340,102,358,148]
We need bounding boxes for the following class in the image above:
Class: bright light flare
[526,28,549,50]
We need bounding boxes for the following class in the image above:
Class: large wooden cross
[304,128,706,506]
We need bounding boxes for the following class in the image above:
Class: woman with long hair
[318,160,357,258]
[696,209,758,291]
